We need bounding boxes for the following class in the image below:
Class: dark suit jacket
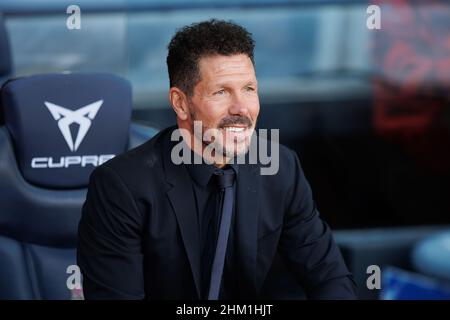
[77,126,357,299]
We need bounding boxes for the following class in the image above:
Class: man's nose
[228,93,250,117]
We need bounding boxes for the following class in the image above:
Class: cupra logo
[44,100,103,152]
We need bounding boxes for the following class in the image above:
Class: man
[77,19,357,300]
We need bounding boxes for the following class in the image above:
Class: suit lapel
[162,132,202,298]
[235,161,260,297]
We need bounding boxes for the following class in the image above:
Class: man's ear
[169,87,189,121]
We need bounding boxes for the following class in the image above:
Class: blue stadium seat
[412,230,450,283]
[0,13,12,86]
[0,73,157,299]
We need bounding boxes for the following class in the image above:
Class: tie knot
[213,167,235,189]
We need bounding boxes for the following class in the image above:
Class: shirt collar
[183,145,239,187]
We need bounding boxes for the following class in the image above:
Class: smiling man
[170,53,258,165]
[77,19,357,300]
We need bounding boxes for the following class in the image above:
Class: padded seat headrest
[0,14,11,77]
[1,73,132,188]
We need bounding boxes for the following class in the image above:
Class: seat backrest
[0,13,12,85]
[0,73,156,299]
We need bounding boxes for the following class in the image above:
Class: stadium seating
[0,72,157,299]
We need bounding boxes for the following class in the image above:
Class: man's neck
[179,128,232,168]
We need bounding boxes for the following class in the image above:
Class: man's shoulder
[254,134,306,196]
[256,133,299,174]
[92,126,174,181]
[278,142,298,167]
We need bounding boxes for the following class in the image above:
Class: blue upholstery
[0,13,11,75]
[0,14,12,86]
[0,73,157,299]
[2,73,132,188]
[412,230,450,282]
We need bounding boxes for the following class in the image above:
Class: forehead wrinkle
[197,55,256,92]
[204,64,256,83]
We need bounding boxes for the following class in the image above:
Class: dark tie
[205,167,235,300]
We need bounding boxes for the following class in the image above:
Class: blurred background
[0,0,450,300]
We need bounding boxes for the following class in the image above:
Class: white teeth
[225,127,245,132]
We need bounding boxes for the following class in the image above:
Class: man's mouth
[223,126,246,133]
[219,125,252,144]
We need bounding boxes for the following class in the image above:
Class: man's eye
[214,89,225,95]
[245,86,255,92]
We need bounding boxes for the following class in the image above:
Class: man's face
[187,53,260,159]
